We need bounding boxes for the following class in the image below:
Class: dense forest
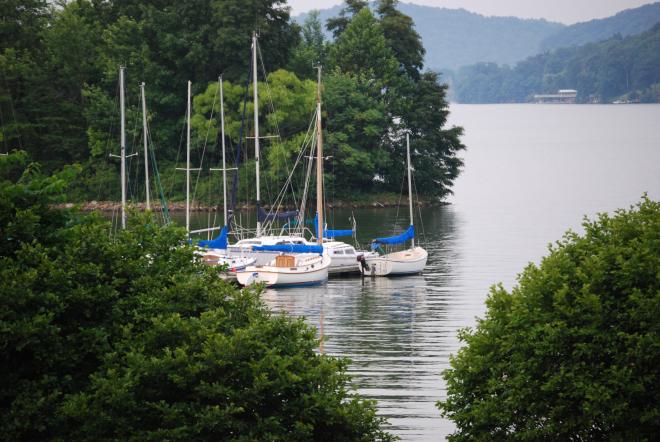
[0,0,464,206]
[540,2,660,51]
[452,23,660,104]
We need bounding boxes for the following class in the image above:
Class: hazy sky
[287,0,657,24]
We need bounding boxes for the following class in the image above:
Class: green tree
[324,70,389,193]
[288,10,328,80]
[439,198,660,441]
[326,0,368,39]
[329,8,399,87]
[0,152,394,441]
[191,70,316,199]
[375,0,425,79]
[396,72,465,199]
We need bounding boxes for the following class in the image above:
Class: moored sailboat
[364,133,428,276]
[236,62,331,287]
[178,78,254,277]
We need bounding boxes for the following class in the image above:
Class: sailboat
[236,63,331,287]
[364,133,428,276]
[176,79,254,276]
[223,33,371,275]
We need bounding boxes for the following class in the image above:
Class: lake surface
[197,104,660,440]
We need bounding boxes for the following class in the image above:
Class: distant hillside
[296,3,565,70]
[296,2,660,71]
[452,24,660,104]
[541,2,660,50]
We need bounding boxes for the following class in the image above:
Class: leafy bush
[0,153,393,441]
[439,197,660,440]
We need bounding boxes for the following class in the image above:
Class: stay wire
[257,41,298,210]
[192,80,219,207]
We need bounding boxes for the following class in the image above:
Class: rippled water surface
[200,104,660,440]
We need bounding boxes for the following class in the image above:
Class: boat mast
[253,32,261,237]
[219,75,228,227]
[120,66,127,229]
[316,66,324,246]
[186,80,191,232]
[406,132,414,248]
[140,82,150,210]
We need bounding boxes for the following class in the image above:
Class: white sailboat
[364,133,428,276]
[222,33,371,275]
[176,79,254,277]
[237,62,330,287]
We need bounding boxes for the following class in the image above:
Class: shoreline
[56,199,449,212]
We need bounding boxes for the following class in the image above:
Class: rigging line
[167,102,189,201]
[191,80,219,206]
[297,112,317,234]
[262,113,312,220]
[229,54,253,219]
[147,126,171,224]
[412,172,427,246]
[256,42,298,210]
[96,82,121,202]
[263,108,316,233]
[394,158,406,232]
[128,100,142,202]
[263,127,310,233]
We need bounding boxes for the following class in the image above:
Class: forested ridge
[540,2,660,51]
[0,0,464,205]
[452,23,660,104]
[297,2,660,72]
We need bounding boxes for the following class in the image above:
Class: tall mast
[316,66,324,246]
[406,132,414,248]
[186,80,191,232]
[120,66,127,229]
[140,82,150,210]
[219,75,228,227]
[252,32,261,237]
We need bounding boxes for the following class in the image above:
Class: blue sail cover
[252,244,323,255]
[371,225,414,250]
[198,226,228,249]
[325,229,354,238]
[313,214,354,239]
[257,205,299,222]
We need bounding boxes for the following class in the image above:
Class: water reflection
[185,104,660,441]
[262,206,460,440]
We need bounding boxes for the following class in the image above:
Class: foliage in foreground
[0,153,393,441]
[439,197,660,440]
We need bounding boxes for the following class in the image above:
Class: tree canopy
[1,0,464,202]
[0,152,394,441]
[439,197,660,440]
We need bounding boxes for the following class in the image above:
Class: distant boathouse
[533,89,578,104]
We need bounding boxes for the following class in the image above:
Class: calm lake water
[194,104,660,440]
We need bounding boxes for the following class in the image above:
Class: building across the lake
[533,89,578,104]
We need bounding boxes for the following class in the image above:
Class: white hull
[196,249,256,280]
[226,237,374,275]
[364,246,428,276]
[236,253,330,287]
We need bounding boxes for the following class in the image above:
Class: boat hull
[236,254,330,287]
[227,240,375,275]
[364,247,428,276]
